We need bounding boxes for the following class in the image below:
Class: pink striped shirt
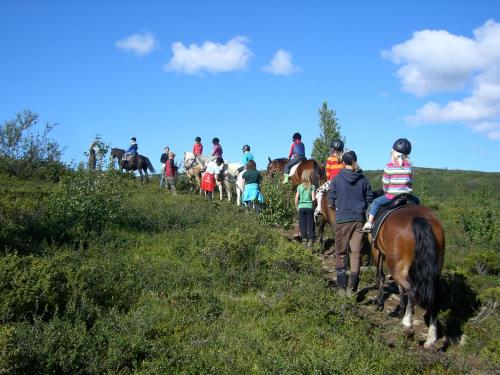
[382,160,413,199]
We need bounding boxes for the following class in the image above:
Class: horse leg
[317,216,326,249]
[402,288,414,330]
[376,252,385,311]
[225,180,231,202]
[395,285,406,317]
[217,183,223,201]
[424,314,438,348]
[145,168,149,183]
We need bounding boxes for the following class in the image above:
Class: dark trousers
[284,157,304,174]
[298,208,315,241]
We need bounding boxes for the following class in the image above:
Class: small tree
[311,101,343,163]
[0,109,62,162]
[84,134,110,171]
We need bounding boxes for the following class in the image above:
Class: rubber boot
[336,268,347,290]
[347,273,359,297]
[282,173,289,184]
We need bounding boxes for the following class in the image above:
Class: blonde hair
[301,170,312,190]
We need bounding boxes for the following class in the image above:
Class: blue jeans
[368,195,392,217]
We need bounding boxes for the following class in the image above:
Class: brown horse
[371,205,445,348]
[110,148,155,182]
[266,157,326,187]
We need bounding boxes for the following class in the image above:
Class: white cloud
[116,32,159,56]
[262,49,300,75]
[164,36,253,74]
[384,20,500,140]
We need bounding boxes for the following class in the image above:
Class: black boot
[348,273,359,293]
[336,268,347,290]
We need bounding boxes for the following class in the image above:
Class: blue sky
[1,0,499,172]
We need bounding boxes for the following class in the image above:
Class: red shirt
[326,155,344,180]
[193,143,203,155]
[164,159,176,177]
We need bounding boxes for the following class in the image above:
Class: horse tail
[409,217,440,312]
[145,157,155,173]
[311,160,323,187]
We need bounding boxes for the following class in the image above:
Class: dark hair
[342,151,357,165]
[246,159,256,170]
[216,157,224,165]
[195,136,201,142]
[212,137,220,143]
[292,132,302,140]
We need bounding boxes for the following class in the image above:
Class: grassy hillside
[0,167,498,374]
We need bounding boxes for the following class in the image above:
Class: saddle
[289,161,302,177]
[122,154,136,164]
[370,194,420,244]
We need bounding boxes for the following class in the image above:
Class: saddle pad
[371,205,409,245]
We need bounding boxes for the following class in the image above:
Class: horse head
[266,157,286,176]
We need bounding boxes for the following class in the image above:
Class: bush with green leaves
[46,169,125,243]
[258,174,297,229]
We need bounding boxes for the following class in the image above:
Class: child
[362,138,413,232]
[241,159,263,210]
[193,137,203,166]
[283,132,306,183]
[123,137,138,162]
[164,151,177,194]
[234,144,254,176]
[315,139,344,217]
[201,157,223,199]
[328,151,373,292]
[295,170,316,248]
[208,137,223,162]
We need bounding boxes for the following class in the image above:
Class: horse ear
[268,156,272,162]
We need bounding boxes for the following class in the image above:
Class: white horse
[183,152,243,203]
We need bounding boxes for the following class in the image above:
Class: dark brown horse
[110,148,155,182]
[266,157,326,187]
[317,193,336,247]
[371,205,445,348]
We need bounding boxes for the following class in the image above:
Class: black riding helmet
[393,138,412,155]
[131,137,136,141]
[292,132,302,140]
[330,139,344,152]
[242,144,250,151]
[215,157,224,165]
[195,136,201,142]
[212,137,220,144]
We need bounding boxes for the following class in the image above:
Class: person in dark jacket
[283,132,306,183]
[328,151,373,293]
[159,146,170,188]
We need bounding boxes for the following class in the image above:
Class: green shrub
[46,170,125,243]
[259,174,296,229]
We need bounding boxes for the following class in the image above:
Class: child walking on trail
[328,151,373,293]
[193,137,203,166]
[362,138,414,232]
[295,170,316,248]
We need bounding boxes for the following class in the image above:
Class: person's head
[164,146,170,153]
[212,137,220,144]
[330,139,344,155]
[168,151,175,158]
[242,144,250,152]
[391,138,411,166]
[131,137,136,143]
[342,151,358,170]
[301,170,312,187]
[292,132,302,141]
[215,157,224,165]
[246,159,256,170]
[195,136,201,143]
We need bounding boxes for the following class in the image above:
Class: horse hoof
[424,340,436,349]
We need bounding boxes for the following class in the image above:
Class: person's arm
[295,190,300,210]
[311,186,316,202]
[200,145,203,154]
[365,179,373,204]
[288,143,294,159]
[382,167,390,193]
[328,180,337,208]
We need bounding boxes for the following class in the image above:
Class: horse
[110,148,155,182]
[266,157,325,187]
[371,204,445,348]
[183,152,241,203]
[316,193,336,247]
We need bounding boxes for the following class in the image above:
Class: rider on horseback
[362,138,417,232]
[283,132,306,183]
[207,137,223,162]
[314,139,345,217]
[123,137,138,162]
[234,144,254,176]
[193,136,203,167]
